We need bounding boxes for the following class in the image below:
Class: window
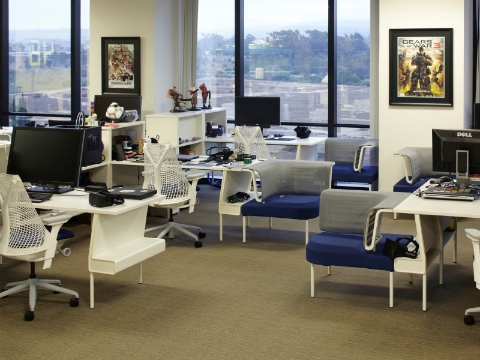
[197,0,371,145]
[197,0,371,159]
[337,0,370,139]
[1,0,88,126]
[197,0,235,121]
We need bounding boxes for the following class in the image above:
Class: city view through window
[197,0,371,149]
[7,0,90,126]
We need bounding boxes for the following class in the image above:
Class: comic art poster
[107,43,135,90]
[101,37,140,95]
[397,36,445,98]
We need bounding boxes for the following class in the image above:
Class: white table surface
[208,134,325,146]
[33,191,164,214]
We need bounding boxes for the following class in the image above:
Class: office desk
[182,160,257,241]
[34,192,166,308]
[393,183,464,311]
[206,135,325,160]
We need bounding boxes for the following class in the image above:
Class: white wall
[378,0,473,191]
[90,0,179,121]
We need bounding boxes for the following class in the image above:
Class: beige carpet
[0,185,479,359]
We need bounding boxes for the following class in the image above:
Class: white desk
[34,192,166,308]
[206,135,325,160]
[393,183,464,311]
[182,160,259,241]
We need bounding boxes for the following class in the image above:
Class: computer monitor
[94,94,142,120]
[234,96,281,131]
[432,128,480,188]
[7,127,84,193]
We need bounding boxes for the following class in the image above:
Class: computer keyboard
[28,192,53,203]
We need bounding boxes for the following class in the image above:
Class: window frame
[232,0,370,136]
[0,0,83,126]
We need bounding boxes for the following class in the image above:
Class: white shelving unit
[82,121,145,188]
[145,108,227,156]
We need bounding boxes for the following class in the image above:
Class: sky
[198,0,370,36]
[9,0,90,30]
[8,0,368,33]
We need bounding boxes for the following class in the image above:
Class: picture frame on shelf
[389,28,453,106]
[101,37,141,95]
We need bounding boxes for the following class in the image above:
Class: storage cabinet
[82,121,145,187]
[145,108,227,156]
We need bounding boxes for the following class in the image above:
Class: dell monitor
[432,129,480,188]
[234,96,281,132]
[7,127,85,193]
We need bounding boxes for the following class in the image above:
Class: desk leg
[90,272,95,309]
[219,214,223,241]
[423,274,427,312]
[296,144,318,161]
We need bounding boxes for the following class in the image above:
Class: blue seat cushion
[331,164,378,184]
[241,194,319,220]
[45,226,75,241]
[306,232,412,271]
[393,178,428,193]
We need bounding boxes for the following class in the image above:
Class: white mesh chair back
[319,189,409,251]
[0,174,48,258]
[143,143,193,207]
[394,147,448,184]
[234,126,271,159]
[246,160,334,201]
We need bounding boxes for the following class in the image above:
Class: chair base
[465,307,480,325]
[145,208,205,247]
[0,264,79,321]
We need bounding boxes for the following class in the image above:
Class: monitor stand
[26,185,74,194]
[456,150,470,189]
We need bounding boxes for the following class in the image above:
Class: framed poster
[389,28,453,106]
[101,37,140,95]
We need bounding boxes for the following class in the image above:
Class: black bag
[382,236,419,259]
[294,126,311,139]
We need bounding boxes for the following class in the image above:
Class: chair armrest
[354,141,378,172]
[41,214,73,226]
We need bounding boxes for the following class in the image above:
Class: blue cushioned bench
[306,189,412,308]
[325,138,379,191]
[241,160,334,244]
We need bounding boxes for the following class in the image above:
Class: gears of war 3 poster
[397,36,445,98]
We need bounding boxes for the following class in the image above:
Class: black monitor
[432,129,480,188]
[7,127,84,193]
[234,96,281,130]
[94,94,142,120]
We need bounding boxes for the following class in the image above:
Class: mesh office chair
[464,229,480,325]
[234,126,272,159]
[143,143,206,248]
[0,174,79,321]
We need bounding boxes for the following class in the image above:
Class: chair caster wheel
[198,231,206,239]
[464,315,475,325]
[194,240,203,248]
[24,311,34,321]
[70,297,79,307]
